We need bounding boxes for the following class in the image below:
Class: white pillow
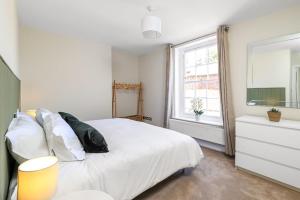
[35,108,52,126]
[43,113,85,161]
[17,112,36,121]
[5,116,50,164]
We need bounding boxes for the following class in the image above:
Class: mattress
[54,119,203,200]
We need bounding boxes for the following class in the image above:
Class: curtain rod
[170,32,216,48]
[170,26,229,48]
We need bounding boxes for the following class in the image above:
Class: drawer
[236,137,300,169]
[236,121,300,149]
[236,152,300,189]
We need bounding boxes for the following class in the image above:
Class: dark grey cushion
[59,112,109,153]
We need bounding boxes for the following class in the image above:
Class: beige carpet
[135,147,300,200]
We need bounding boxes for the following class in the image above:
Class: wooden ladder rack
[112,80,144,121]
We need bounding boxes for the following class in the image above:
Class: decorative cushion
[5,116,49,164]
[59,112,109,153]
[43,113,85,161]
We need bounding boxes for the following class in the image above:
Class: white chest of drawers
[235,115,300,190]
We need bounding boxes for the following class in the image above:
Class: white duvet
[54,119,203,200]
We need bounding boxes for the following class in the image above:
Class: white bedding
[54,119,203,200]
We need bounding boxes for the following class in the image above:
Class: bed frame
[0,55,20,200]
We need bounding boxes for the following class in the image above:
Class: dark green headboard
[0,56,20,200]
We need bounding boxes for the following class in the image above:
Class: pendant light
[141,6,161,39]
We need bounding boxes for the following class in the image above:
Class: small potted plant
[191,98,204,121]
[267,107,281,122]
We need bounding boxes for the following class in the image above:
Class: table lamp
[17,156,59,200]
[25,109,37,118]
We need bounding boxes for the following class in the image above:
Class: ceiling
[17,0,300,55]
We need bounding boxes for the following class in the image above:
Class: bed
[0,54,203,200]
[55,118,203,200]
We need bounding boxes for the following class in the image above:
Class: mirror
[247,33,300,108]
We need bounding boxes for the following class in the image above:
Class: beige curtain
[217,25,235,156]
[164,44,173,128]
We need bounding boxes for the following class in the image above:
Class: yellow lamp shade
[25,109,37,118]
[17,156,59,200]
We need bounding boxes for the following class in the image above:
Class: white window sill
[171,117,223,127]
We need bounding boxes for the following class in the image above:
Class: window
[173,35,223,125]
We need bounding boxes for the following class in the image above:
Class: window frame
[172,35,223,126]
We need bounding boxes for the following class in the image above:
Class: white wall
[169,119,224,145]
[138,46,167,127]
[251,50,290,89]
[229,5,300,120]
[292,51,300,66]
[112,48,140,117]
[20,27,112,121]
[249,49,291,103]
[0,0,19,77]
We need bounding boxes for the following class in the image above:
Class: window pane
[200,98,207,111]
[207,88,219,99]
[184,98,193,113]
[208,63,218,75]
[195,81,207,97]
[195,81,207,94]
[184,83,195,98]
[207,98,221,112]
[195,48,208,65]
[208,45,218,64]
[185,51,195,67]
[196,65,207,80]
[196,88,206,98]
[207,79,219,98]
[207,74,219,83]
[184,67,196,81]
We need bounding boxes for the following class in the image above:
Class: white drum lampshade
[141,15,161,39]
[17,156,59,200]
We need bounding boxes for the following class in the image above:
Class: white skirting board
[194,138,225,152]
